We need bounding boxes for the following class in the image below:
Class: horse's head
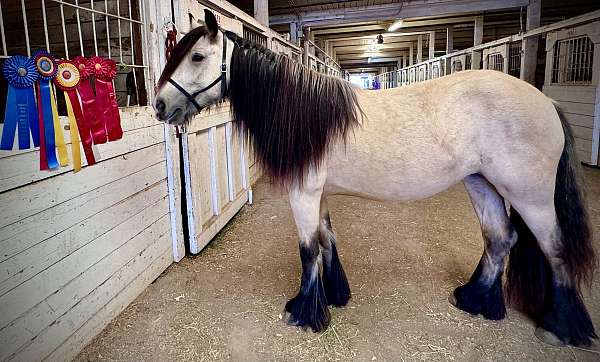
[154,9,230,125]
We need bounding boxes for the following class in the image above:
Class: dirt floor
[77,168,600,361]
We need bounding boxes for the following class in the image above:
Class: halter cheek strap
[168,30,228,112]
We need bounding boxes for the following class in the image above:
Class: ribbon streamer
[88,56,122,141]
[50,84,68,166]
[55,60,96,166]
[73,56,106,144]
[1,55,40,151]
[34,51,60,169]
[63,91,82,172]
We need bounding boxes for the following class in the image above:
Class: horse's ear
[204,9,218,38]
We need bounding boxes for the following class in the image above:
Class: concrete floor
[77,168,600,361]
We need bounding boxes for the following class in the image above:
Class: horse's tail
[505,104,596,319]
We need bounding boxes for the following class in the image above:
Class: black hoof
[538,285,597,347]
[323,243,351,307]
[452,276,506,321]
[285,277,331,332]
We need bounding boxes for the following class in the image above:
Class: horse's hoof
[535,327,566,347]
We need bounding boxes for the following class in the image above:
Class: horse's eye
[192,53,205,62]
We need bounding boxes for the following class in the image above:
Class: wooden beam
[417,35,423,63]
[472,16,484,69]
[520,0,540,84]
[253,0,268,27]
[270,0,529,27]
[446,25,454,54]
[429,31,435,59]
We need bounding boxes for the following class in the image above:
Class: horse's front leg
[319,197,351,307]
[285,172,330,332]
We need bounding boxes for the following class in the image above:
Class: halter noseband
[167,30,228,112]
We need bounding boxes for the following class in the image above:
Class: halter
[167,30,228,111]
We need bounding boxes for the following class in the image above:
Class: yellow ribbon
[50,85,69,166]
[63,92,82,173]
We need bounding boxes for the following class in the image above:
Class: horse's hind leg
[319,197,351,306]
[451,174,517,320]
[285,173,330,332]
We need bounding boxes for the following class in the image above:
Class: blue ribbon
[1,55,39,150]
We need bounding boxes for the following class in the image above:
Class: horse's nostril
[156,99,166,113]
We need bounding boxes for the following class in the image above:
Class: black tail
[505,105,597,344]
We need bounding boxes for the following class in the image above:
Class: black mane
[226,32,363,186]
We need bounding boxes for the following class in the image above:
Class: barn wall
[0,108,173,361]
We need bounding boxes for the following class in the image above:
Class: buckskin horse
[154,9,596,347]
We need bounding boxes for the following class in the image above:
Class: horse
[154,9,597,347]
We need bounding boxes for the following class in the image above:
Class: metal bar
[208,127,220,216]
[225,122,235,202]
[60,2,68,58]
[20,0,31,57]
[128,0,135,65]
[116,0,123,63]
[41,0,50,51]
[49,0,143,24]
[90,0,98,55]
[75,0,84,55]
[104,0,111,58]
[0,1,6,56]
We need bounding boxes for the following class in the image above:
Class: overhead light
[388,19,404,32]
[377,34,384,44]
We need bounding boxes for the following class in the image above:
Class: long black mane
[158,26,363,186]
[225,32,363,186]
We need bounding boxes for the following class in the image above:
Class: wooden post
[409,43,413,65]
[303,28,310,66]
[253,0,269,27]
[471,16,484,69]
[290,22,298,45]
[520,0,541,84]
[417,35,423,63]
[429,31,435,59]
[446,25,454,54]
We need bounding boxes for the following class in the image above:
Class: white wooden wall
[0,108,174,361]
[543,23,600,166]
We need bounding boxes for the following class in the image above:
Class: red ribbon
[66,88,95,165]
[73,56,106,145]
[54,60,96,166]
[88,57,122,141]
[166,28,177,61]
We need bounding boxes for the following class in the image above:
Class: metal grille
[487,53,504,71]
[551,36,594,84]
[432,64,439,78]
[508,42,522,78]
[0,0,149,118]
[452,59,463,73]
[243,26,267,47]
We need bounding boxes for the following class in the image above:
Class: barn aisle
[76,168,600,361]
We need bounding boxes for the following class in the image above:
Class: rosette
[33,50,66,170]
[55,60,95,167]
[0,55,40,150]
[73,56,106,144]
[87,56,122,141]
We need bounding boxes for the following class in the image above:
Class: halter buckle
[221,63,227,73]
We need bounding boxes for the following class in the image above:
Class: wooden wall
[543,22,600,166]
[0,108,174,361]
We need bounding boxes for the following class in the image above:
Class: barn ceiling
[226,0,600,71]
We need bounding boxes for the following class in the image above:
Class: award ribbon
[49,84,69,166]
[55,60,96,166]
[34,51,61,169]
[63,91,82,172]
[88,56,122,141]
[1,55,40,150]
[73,56,106,144]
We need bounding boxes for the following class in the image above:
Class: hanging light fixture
[388,19,404,32]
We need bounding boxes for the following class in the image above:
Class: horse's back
[324,70,564,201]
